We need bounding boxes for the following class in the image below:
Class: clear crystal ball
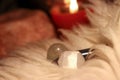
[47,43,68,61]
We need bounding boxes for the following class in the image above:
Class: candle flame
[70,0,79,13]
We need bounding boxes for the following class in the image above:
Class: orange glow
[64,0,70,4]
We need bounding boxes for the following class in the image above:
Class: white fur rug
[0,0,120,80]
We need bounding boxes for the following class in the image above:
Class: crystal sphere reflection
[47,43,69,61]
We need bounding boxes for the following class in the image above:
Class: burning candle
[50,0,89,29]
[69,0,78,13]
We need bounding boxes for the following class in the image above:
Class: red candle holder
[50,5,89,29]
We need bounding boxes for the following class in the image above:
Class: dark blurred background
[0,0,115,15]
[0,0,50,15]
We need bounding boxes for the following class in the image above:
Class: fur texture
[0,0,120,80]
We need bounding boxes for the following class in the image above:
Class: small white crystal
[58,51,85,69]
